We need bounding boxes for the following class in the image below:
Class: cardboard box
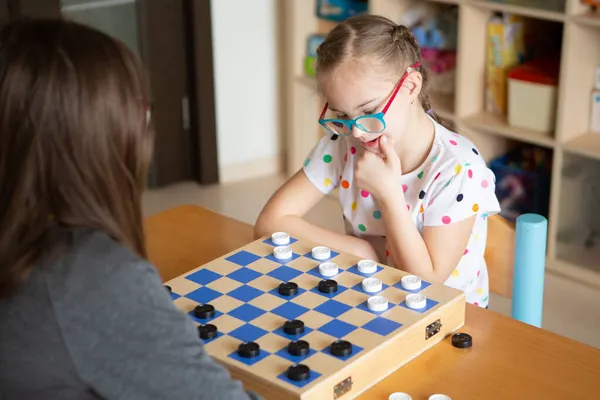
[507,57,560,134]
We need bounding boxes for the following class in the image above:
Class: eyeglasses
[317,62,420,137]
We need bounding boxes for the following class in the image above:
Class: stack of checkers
[164,230,460,395]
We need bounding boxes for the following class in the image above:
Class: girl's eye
[364,109,376,115]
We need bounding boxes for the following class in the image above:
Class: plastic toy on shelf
[406,4,459,99]
[490,146,552,222]
[411,9,458,51]
[590,66,600,133]
[304,35,325,78]
[582,0,600,11]
[315,0,368,22]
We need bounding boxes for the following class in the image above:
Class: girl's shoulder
[431,120,489,169]
[421,121,501,227]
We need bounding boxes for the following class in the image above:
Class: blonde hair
[316,14,444,125]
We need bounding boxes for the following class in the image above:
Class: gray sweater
[0,228,261,400]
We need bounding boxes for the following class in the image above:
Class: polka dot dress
[302,116,501,308]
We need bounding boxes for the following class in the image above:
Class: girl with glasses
[256,14,500,308]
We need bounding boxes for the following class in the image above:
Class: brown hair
[316,14,447,127]
[0,18,153,298]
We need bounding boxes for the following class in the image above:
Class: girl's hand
[355,135,403,201]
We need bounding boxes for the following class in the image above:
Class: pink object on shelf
[421,48,457,75]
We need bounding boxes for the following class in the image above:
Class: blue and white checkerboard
[165,235,465,398]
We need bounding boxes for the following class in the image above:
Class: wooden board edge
[223,360,299,400]
[301,293,466,400]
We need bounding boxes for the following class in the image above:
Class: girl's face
[319,62,418,154]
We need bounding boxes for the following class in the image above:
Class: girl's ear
[405,70,423,103]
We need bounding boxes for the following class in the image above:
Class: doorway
[1,0,219,187]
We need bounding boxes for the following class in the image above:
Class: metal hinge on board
[182,95,190,131]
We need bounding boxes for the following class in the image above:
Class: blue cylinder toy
[511,213,548,328]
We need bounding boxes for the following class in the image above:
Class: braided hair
[316,14,449,129]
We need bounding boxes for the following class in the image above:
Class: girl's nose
[351,125,365,140]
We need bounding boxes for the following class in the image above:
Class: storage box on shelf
[281,0,600,287]
[507,57,560,134]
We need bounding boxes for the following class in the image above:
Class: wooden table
[145,205,600,400]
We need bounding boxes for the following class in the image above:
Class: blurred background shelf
[430,0,461,6]
[431,93,456,120]
[461,112,556,148]
[571,12,600,27]
[467,0,566,22]
[282,0,600,287]
[429,0,461,5]
[563,132,600,161]
[295,75,318,90]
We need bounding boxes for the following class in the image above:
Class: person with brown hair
[0,18,259,400]
[256,14,500,308]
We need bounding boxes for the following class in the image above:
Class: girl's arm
[255,169,380,261]
[353,136,499,283]
[378,187,476,283]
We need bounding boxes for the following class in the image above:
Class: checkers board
[165,233,466,400]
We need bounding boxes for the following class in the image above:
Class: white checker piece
[401,275,422,291]
[273,246,292,260]
[389,393,412,400]
[405,293,427,310]
[367,295,388,312]
[311,246,331,260]
[318,262,339,277]
[362,278,383,293]
[271,232,290,245]
[357,259,377,274]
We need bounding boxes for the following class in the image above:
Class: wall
[210,0,281,183]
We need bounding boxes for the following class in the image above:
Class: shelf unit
[281,0,600,288]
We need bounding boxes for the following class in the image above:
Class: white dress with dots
[302,118,501,308]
